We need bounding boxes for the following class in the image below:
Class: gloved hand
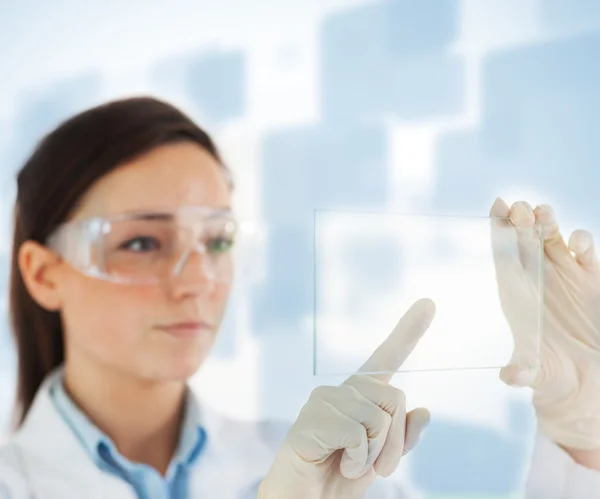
[257,299,435,499]
[491,198,600,450]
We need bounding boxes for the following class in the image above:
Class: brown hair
[10,96,230,427]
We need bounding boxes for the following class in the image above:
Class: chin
[162,348,211,381]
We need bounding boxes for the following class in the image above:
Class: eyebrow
[126,207,234,221]
[135,212,175,221]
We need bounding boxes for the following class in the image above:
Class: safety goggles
[45,206,241,286]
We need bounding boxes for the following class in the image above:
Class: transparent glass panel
[313,210,543,376]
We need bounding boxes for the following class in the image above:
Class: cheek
[60,275,154,354]
[59,268,233,378]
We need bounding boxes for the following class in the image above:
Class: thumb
[402,408,431,456]
[373,407,431,477]
[499,363,540,387]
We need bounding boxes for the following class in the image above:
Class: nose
[167,248,216,299]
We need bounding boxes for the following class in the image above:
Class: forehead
[72,141,231,221]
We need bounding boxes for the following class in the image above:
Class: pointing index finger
[356,298,436,384]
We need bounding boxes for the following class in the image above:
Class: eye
[120,236,161,252]
[206,236,234,254]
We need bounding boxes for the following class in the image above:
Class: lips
[156,321,213,338]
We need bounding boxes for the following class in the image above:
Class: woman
[0,96,597,498]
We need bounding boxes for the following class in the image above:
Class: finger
[490,196,510,219]
[490,197,522,276]
[568,229,598,271]
[509,201,535,227]
[509,201,541,271]
[323,385,393,478]
[295,390,369,475]
[533,204,578,272]
[490,198,529,308]
[333,414,370,480]
[357,298,436,384]
[344,375,407,477]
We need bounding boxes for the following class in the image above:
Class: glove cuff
[538,414,600,450]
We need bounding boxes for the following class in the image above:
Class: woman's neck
[63,358,187,475]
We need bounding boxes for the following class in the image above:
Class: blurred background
[1,1,599,497]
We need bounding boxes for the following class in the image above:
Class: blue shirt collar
[49,371,207,470]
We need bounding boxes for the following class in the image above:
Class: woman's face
[53,141,233,381]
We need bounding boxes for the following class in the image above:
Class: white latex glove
[491,198,600,450]
[258,299,435,499]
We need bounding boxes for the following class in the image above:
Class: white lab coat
[0,370,598,498]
